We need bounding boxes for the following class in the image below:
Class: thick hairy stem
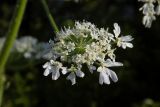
[0,0,27,106]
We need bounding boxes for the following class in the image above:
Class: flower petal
[113,23,121,38]
[122,43,127,49]
[105,59,123,67]
[103,74,110,84]
[120,35,133,42]
[125,43,133,48]
[43,62,50,69]
[43,69,50,76]
[99,72,104,85]
[88,65,96,73]
[106,68,118,82]
[52,70,60,80]
[61,67,67,74]
[76,70,85,78]
[67,72,76,85]
[99,72,110,85]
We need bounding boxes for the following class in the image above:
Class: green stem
[41,0,59,33]
[0,0,27,106]
[0,69,5,107]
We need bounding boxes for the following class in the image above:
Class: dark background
[0,0,160,107]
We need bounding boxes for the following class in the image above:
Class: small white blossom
[97,59,123,85]
[67,72,76,85]
[66,42,75,52]
[88,65,96,73]
[15,36,37,58]
[72,54,85,64]
[67,65,84,85]
[139,0,160,28]
[0,36,59,62]
[113,23,134,49]
[98,67,119,85]
[43,60,67,80]
[143,14,156,28]
[43,62,52,76]
[117,35,134,49]
[98,67,111,85]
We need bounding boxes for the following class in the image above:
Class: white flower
[117,35,134,49]
[143,14,156,28]
[88,65,96,73]
[66,42,75,52]
[61,67,67,74]
[42,21,133,85]
[113,23,133,49]
[43,60,67,80]
[72,54,85,64]
[67,65,85,85]
[98,67,119,85]
[139,3,155,14]
[1,36,53,59]
[43,61,53,76]
[97,59,123,85]
[67,72,76,85]
[15,36,37,58]
[138,0,160,28]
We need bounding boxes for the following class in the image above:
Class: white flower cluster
[0,36,49,59]
[43,21,133,85]
[139,0,160,28]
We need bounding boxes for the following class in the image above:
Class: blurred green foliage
[0,0,160,107]
[133,99,160,107]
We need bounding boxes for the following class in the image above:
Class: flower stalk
[41,0,59,33]
[0,0,27,106]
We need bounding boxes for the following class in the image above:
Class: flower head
[42,21,133,85]
[139,0,160,28]
[15,36,37,58]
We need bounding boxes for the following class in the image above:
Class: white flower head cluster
[43,21,133,85]
[15,36,38,58]
[139,0,160,28]
[0,36,50,59]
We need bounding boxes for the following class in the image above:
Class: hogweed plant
[0,0,134,106]
[42,21,133,85]
[139,0,160,28]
